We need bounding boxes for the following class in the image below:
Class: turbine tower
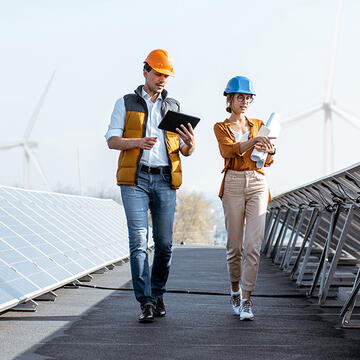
[281,0,360,174]
[0,71,55,191]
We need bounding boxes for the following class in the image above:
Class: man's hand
[138,137,157,150]
[177,123,195,156]
[107,136,157,151]
[176,123,195,147]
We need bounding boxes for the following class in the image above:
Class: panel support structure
[290,207,320,280]
[35,291,57,301]
[12,300,38,312]
[307,205,340,298]
[319,205,354,305]
[340,267,360,328]
[296,210,324,286]
[262,209,280,254]
[281,208,306,270]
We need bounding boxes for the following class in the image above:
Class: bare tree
[173,191,216,245]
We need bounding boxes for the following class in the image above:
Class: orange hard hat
[144,49,175,76]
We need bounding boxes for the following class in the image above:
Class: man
[105,49,195,323]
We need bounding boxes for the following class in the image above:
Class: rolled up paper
[250,112,281,168]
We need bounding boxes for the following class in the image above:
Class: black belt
[140,165,171,174]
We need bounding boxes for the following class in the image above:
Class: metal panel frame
[264,162,360,327]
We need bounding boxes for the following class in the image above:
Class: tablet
[158,110,200,133]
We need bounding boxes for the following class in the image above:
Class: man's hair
[143,62,152,72]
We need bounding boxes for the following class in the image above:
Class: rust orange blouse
[213,118,274,198]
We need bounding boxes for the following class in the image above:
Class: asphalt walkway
[2,247,360,359]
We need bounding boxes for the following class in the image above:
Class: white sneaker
[239,299,254,321]
[230,289,242,315]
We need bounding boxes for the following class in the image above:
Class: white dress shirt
[105,87,183,167]
[230,129,249,142]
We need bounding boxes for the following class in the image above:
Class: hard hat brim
[151,67,175,77]
[223,91,256,96]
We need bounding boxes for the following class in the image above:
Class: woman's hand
[253,136,275,148]
[253,136,276,154]
[255,141,275,154]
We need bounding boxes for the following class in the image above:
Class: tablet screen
[158,110,200,133]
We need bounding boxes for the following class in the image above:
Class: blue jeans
[120,170,176,307]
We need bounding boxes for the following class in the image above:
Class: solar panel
[0,186,133,313]
[263,162,360,327]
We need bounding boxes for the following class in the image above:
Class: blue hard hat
[223,76,256,96]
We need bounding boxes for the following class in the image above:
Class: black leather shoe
[138,304,154,323]
[154,296,166,317]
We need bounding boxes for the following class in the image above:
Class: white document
[250,112,280,168]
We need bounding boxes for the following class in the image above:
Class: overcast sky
[1,0,360,200]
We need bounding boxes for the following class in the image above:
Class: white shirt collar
[142,86,163,101]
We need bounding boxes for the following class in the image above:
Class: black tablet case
[158,110,200,133]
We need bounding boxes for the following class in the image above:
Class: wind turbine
[281,0,360,174]
[0,71,55,191]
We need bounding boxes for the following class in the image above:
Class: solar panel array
[262,162,360,327]
[0,186,131,313]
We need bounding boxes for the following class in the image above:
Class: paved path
[2,247,360,359]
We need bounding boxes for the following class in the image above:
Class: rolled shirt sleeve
[213,123,246,159]
[105,97,125,141]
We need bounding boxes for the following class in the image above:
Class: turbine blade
[281,104,323,127]
[23,71,56,142]
[27,141,38,148]
[331,104,360,129]
[0,143,22,151]
[24,145,52,191]
[0,141,37,151]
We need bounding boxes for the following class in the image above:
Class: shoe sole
[153,312,166,317]
[231,306,241,315]
[240,316,254,321]
[138,316,154,323]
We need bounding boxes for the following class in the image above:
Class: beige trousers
[222,170,268,292]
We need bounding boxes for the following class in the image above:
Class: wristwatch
[268,148,276,156]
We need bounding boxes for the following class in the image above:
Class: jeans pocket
[161,174,171,183]
[254,171,265,181]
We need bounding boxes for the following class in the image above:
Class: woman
[213,76,275,321]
